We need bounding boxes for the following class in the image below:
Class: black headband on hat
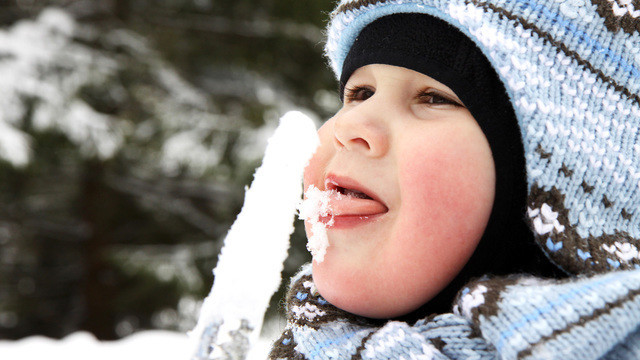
[340,13,484,102]
[339,13,564,320]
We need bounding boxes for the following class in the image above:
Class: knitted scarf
[268,264,640,360]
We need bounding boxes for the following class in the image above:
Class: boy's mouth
[322,175,388,222]
[335,186,373,200]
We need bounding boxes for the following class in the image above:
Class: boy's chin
[326,292,425,320]
[312,264,429,319]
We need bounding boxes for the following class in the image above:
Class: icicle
[190,111,319,360]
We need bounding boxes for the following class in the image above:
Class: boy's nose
[332,109,389,157]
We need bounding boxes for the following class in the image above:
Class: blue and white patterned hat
[325,0,640,275]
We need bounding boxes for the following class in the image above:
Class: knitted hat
[325,0,640,276]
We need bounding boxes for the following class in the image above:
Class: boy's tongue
[326,189,387,216]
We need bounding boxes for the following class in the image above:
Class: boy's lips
[322,175,388,226]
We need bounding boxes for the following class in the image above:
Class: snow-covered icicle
[190,111,319,360]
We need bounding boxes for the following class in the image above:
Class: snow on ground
[0,329,277,360]
[0,331,192,360]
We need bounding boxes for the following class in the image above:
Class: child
[270,1,640,359]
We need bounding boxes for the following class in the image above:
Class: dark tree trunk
[79,160,118,340]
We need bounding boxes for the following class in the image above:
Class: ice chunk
[191,111,319,360]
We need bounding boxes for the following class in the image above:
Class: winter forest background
[0,0,337,342]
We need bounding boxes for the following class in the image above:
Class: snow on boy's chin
[298,184,388,264]
[297,185,335,263]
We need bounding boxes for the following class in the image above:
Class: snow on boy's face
[304,64,496,319]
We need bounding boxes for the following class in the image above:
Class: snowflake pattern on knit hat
[325,0,640,275]
[591,0,640,33]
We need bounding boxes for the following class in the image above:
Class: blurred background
[0,0,338,341]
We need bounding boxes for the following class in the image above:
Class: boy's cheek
[303,156,320,189]
[399,138,494,242]
[303,122,335,188]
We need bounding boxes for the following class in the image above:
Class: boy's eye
[344,86,375,102]
[417,90,464,107]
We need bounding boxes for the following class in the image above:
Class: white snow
[297,185,339,263]
[0,330,277,360]
[190,111,318,358]
[0,7,236,175]
[0,122,30,167]
[0,331,189,360]
[0,8,125,165]
[161,129,223,177]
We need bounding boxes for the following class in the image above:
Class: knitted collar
[268,264,640,360]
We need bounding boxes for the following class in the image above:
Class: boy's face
[305,64,495,318]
